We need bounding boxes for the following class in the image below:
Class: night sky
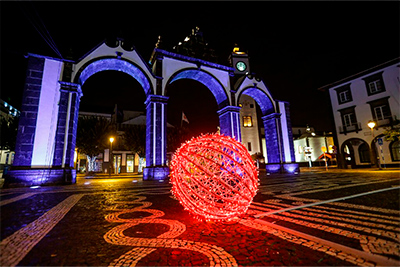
[1,1,399,136]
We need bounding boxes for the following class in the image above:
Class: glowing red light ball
[170,133,259,221]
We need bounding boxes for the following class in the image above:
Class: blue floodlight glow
[241,87,274,115]
[283,163,300,174]
[169,69,228,107]
[77,58,152,95]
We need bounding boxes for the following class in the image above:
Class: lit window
[243,116,252,127]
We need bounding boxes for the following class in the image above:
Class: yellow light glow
[367,120,376,129]
[110,137,114,143]
[243,116,252,127]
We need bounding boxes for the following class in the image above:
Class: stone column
[52,82,82,183]
[262,113,283,173]
[217,106,242,142]
[277,101,296,163]
[12,56,45,167]
[277,101,299,173]
[4,55,73,186]
[143,95,169,180]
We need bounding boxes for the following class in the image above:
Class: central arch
[167,68,229,108]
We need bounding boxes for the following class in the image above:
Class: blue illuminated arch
[167,69,229,108]
[239,87,275,115]
[76,58,153,95]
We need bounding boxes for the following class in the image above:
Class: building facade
[239,95,262,158]
[320,58,400,168]
[292,126,336,167]
[0,99,20,172]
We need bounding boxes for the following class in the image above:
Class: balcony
[339,122,362,135]
[377,115,398,127]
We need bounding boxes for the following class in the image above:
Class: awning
[318,153,334,159]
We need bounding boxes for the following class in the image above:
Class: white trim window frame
[368,80,383,94]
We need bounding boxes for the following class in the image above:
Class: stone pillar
[52,82,82,182]
[143,95,169,180]
[262,111,299,174]
[4,55,75,187]
[262,113,283,165]
[12,56,45,167]
[217,106,242,142]
[277,101,299,173]
[277,101,296,163]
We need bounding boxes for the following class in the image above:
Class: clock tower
[230,44,250,75]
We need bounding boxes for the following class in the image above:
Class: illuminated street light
[367,120,381,169]
[368,120,376,133]
[109,137,114,176]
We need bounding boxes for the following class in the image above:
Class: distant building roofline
[318,57,400,91]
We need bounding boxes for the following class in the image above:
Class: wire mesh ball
[170,133,259,221]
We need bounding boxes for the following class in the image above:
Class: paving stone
[0,171,399,266]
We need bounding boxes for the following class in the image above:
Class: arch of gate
[164,68,245,140]
[236,77,296,173]
[74,57,153,96]
[156,50,244,141]
[5,40,298,187]
[166,68,229,108]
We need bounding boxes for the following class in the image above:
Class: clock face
[236,61,247,72]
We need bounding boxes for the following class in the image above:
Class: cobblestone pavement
[0,169,399,266]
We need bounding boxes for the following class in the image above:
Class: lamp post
[367,121,381,169]
[109,137,114,176]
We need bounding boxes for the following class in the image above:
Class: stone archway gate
[6,40,298,186]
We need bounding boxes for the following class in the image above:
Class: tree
[167,125,190,153]
[76,116,116,172]
[123,125,146,172]
[383,125,400,142]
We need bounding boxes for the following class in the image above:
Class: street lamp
[367,120,376,135]
[367,120,381,169]
[109,137,114,176]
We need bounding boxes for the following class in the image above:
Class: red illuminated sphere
[170,133,259,221]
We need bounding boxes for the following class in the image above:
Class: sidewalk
[299,166,400,173]
[77,172,143,179]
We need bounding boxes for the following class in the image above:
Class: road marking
[104,193,237,266]
[247,218,400,267]
[0,194,84,267]
[0,193,37,206]
[254,186,400,218]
